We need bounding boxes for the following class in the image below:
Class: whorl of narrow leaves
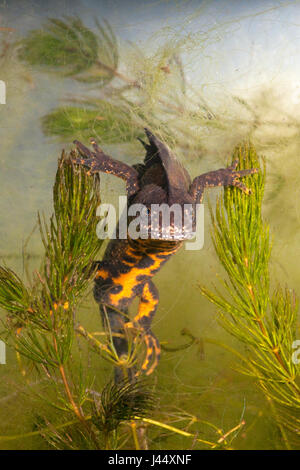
[42,103,143,143]
[17,17,118,84]
[92,379,156,433]
[0,150,102,363]
[35,380,155,450]
[201,142,300,447]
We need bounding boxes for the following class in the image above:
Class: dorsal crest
[139,129,192,205]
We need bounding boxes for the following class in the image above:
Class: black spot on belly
[123,254,136,264]
[139,316,152,331]
[136,256,155,269]
[118,264,133,274]
[156,253,170,260]
[150,267,161,274]
[107,264,121,278]
[133,283,145,296]
[136,274,150,283]
[110,285,123,295]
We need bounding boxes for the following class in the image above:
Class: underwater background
[0,0,300,449]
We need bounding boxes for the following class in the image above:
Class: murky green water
[0,0,300,450]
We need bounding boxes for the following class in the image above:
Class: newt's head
[130,129,197,241]
[73,128,199,242]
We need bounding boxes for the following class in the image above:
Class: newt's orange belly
[95,245,179,307]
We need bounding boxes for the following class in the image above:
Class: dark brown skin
[73,129,258,379]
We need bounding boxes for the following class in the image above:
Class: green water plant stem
[0,151,103,444]
[200,142,300,448]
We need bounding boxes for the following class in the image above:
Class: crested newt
[73,129,258,379]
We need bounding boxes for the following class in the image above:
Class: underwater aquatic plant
[16,13,300,169]
[0,151,159,449]
[2,7,299,448]
[16,16,206,150]
[0,148,242,450]
[0,152,103,445]
[17,17,146,144]
[18,17,119,83]
[201,142,300,449]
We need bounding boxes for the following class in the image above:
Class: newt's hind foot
[140,332,161,376]
[125,322,161,376]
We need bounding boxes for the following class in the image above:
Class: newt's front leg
[72,139,139,196]
[126,281,161,376]
[189,159,259,203]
